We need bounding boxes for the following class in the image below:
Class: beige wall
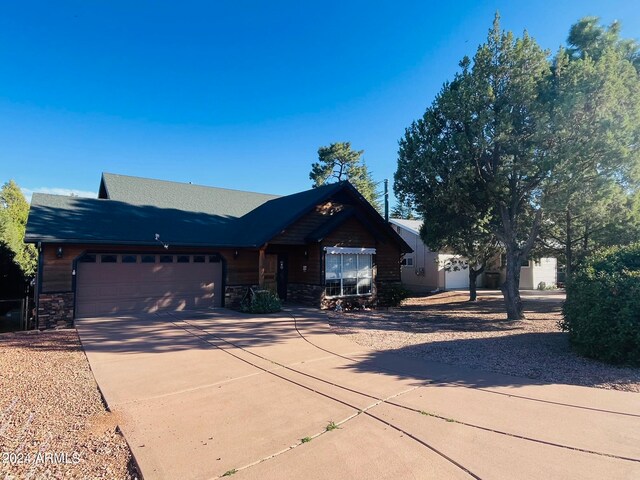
[393,225,440,292]
[493,256,558,290]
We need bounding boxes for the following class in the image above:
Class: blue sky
[1,1,639,203]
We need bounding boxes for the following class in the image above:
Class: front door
[276,254,288,300]
[263,254,277,293]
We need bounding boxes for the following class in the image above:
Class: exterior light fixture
[56,246,63,258]
[234,250,239,259]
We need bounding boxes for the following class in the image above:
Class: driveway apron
[76,309,640,480]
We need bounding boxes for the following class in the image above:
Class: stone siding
[37,292,74,329]
[286,283,324,307]
[224,284,258,309]
[321,293,377,310]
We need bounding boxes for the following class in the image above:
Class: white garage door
[76,253,223,317]
[444,266,470,289]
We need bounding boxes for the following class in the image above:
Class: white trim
[323,246,376,255]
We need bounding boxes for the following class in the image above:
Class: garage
[445,267,470,289]
[441,255,470,290]
[75,253,223,317]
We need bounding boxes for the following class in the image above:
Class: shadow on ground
[335,328,640,391]
[68,309,331,355]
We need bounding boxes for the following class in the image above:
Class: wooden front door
[277,254,288,300]
[263,254,277,293]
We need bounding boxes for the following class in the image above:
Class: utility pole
[384,179,389,222]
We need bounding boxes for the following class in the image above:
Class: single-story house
[25,173,412,328]
[390,218,472,292]
[390,218,557,292]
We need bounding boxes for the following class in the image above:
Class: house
[390,218,471,292]
[390,218,557,292]
[485,255,558,290]
[25,173,412,328]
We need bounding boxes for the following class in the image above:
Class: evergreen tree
[310,142,381,211]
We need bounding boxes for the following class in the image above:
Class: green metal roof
[99,172,279,217]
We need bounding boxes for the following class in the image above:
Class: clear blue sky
[1,1,638,202]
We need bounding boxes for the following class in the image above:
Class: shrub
[561,243,640,366]
[241,289,282,314]
[378,283,411,307]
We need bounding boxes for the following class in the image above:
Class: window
[122,255,137,263]
[100,254,117,263]
[79,254,96,263]
[209,254,221,263]
[193,255,205,263]
[521,259,531,268]
[325,253,373,297]
[159,255,173,263]
[141,255,156,263]
[401,257,414,267]
[177,255,190,263]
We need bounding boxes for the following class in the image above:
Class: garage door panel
[76,254,223,317]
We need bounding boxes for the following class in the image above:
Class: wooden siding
[321,216,402,283]
[322,216,376,248]
[266,244,322,285]
[41,244,85,292]
[225,249,259,285]
[270,201,346,245]
[375,238,402,282]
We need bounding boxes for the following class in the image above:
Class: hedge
[561,243,640,366]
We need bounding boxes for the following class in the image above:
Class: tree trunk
[501,251,524,320]
[468,264,485,302]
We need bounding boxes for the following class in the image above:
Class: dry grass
[0,329,138,479]
[328,291,640,392]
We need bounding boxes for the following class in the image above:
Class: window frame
[401,257,414,267]
[324,252,373,298]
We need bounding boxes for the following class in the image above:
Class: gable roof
[26,193,239,247]
[26,175,412,253]
[99,172,279,217]
[389,218,423,236]
[233,182,346,246]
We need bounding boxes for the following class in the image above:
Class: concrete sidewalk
[76,308,640,480]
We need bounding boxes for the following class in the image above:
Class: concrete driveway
[76,308,640,480]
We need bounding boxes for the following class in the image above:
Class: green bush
[241,289,282,314]
[378,283,411,307]
[561,243,640,366]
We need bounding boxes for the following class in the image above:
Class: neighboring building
[390,218,557,292]
[485,255,558,290]
[389,218,470,292]
[25,173,411,328]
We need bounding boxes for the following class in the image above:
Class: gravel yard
[328,291,640,392]
[0,329,137,479]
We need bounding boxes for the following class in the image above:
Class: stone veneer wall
[286,283,324,307]
[321,293,377,310]
[288,282,385,309]
[37,292,74,329]
[224,285,259,309]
